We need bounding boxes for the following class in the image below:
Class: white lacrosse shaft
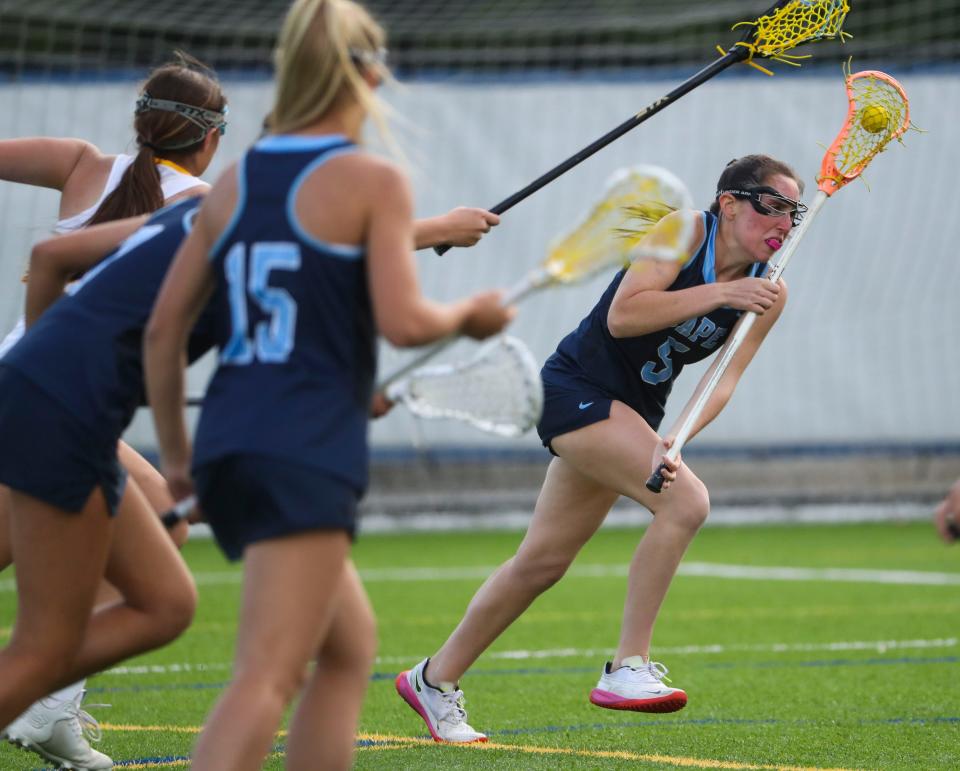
[645,191,828,493]
[374,268,550,392]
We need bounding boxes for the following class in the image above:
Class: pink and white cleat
[589,657,688,713]
[395,658,487,743]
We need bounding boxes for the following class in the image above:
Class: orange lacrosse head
[818,70,911,196]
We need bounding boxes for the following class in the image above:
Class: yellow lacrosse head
[543,165,693,283]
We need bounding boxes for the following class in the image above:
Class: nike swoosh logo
[414,670,422,693]
[578,401,594,410]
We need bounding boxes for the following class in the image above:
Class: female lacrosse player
[0,199,223,764]
[397,154,804,742]
[144,1,513,768]
[0,54,226,770]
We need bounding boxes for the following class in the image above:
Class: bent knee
[136,578,198,646]
[661,477,711,532]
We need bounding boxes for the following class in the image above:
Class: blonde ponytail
[270,0,393,149]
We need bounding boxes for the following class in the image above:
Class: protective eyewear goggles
[719,186,807,227]
[349,46,389,69]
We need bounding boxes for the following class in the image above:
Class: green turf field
[2,521,958,770]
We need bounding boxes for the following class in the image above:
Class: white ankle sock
[46,679,86,705]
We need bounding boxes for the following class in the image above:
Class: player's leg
[190,530,350,771]
[285,560,376,771]
[552,400,708,711]
[397,455,618,742]
[60,476,197,681]
[0,489,113,727]
[428,457,618,685]
[117,439,188,546]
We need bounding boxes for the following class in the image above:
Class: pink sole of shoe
[394,671,488,744]
[589,688,688,713]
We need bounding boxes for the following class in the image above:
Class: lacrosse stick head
[543,164,693,284]
[818,70,911,196]
[739,0,850,60]
[625,207,701,265]
[385,336,543,438]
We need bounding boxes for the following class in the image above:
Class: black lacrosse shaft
[434,46,750,256]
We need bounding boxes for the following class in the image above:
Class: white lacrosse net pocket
[387,336,544,438]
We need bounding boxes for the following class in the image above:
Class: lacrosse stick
[646,69,911,493]
[379,165,692,391]
[164,337,544,528]
[434,0,850,255]
[386,335,543,438]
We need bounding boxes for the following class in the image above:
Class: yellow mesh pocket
[544,166,691,282]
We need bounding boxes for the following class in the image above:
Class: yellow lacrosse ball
[860,104,889,134]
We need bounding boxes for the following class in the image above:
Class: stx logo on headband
[136,94,228,150]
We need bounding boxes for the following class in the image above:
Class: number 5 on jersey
[222,242,300,365]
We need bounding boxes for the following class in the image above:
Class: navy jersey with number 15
[193,134,376,493]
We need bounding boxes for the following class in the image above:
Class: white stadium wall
[0,70,956,451]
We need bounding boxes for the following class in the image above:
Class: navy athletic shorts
[193,453,359,561]
[0,365,126,515]
[536,358,616,455]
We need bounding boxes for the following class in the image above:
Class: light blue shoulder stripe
[209,154,248,260]
[255,134,349,153]
[701,212,719,284]
[287,147,364,261]
[678,211,709,273]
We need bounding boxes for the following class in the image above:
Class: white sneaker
[395,658,487,743]
[2,691,113,770]
[589,657,688,713]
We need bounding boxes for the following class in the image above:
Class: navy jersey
[193,134,376,493]
[2,197,216,443]
[546,211,765,430]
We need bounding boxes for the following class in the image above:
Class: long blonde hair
[269,0,389,139]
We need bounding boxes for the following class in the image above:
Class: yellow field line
[356,734,867,771]
[99,725,865,771]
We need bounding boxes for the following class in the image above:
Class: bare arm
[367,165,512,347]
[607,211,780,338]
[413,207,500,249]
[0,137,99,190]
[26,214,149,326]
[144,204,216,502]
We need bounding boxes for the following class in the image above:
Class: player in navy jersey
[0,198,228,749]
[144,1,514,768]
[397,154,804,743]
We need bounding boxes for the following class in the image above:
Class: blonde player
[145,1,513,769]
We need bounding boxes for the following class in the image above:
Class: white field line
[2,561,958,594]
[98,637,958,677]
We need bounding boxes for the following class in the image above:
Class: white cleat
[589,656,688,713]
[2,691,113,770]
[395,658,487,743]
